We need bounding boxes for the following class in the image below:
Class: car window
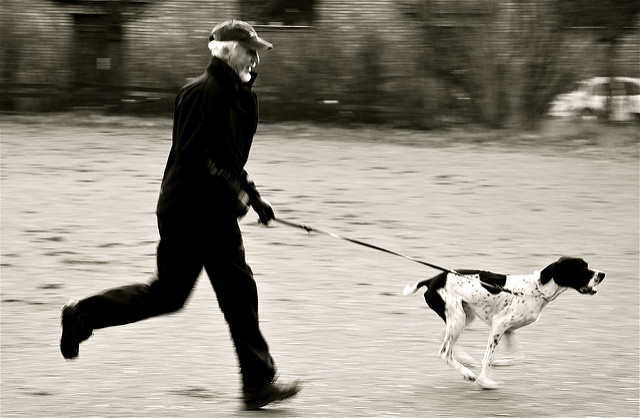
[593,83,609,96]
[573,81,586,92]
[624,82,640,95]
[593,81,631,96]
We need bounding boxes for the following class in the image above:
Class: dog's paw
[464,374,477,382]
[476,376,500,390]
[461,367,477,382]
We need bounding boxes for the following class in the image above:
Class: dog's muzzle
[579,271,605,295]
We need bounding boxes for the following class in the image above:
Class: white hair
[207,39,255,83]
[208,40,238,60]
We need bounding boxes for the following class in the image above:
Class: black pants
[75,210,276,388]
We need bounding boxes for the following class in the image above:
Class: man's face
[229,44,259,83]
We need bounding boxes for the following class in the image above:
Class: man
[60,20,301,410]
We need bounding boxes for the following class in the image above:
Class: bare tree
[402,0,636,128]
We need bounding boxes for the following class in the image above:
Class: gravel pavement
[1,114,638,417]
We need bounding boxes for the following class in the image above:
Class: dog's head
[540,256,605,295]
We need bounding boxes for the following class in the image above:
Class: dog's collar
[533,276,562,302]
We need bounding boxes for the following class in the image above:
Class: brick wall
[0,0,428,120]
[121,1,236,89]
[0,0,75,109]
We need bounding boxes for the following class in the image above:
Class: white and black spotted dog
[403,256,605,389]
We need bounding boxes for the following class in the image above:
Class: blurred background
[2,2,639,416]
[1,0,639,129]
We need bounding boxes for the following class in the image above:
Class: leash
[274,218,457,274]
[272,217,525,297]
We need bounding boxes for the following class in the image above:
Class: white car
[549,77,640,121]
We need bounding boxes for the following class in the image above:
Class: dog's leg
[454,347,478,367]
[439,301,477,382]
[453,306,478,366]
[476,324,508,389]
[435,332,477,367]
[491,330,521,367]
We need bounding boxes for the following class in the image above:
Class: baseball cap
[209,20,273,51]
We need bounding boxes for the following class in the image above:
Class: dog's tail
[403,278,432,296]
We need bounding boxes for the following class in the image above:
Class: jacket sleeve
[240,169,261,202]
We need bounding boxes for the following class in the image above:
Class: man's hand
[251,197,275,225]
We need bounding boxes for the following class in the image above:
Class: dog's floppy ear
[540,260,557,284]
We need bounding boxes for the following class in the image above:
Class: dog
[403,256,605,389]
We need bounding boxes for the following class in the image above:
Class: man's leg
[203,220,300,409]
[61,223,203,359]
[204,224,275,388]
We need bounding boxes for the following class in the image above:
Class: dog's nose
[596,271,605,281]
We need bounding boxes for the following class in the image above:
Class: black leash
[273,217,525,297]
[274,218,459,275]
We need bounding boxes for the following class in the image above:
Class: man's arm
[241,170,275,225]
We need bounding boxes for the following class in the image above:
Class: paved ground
[1,114,638,417]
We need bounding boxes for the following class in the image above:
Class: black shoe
[243,379,302,410]
[60,300,91,360]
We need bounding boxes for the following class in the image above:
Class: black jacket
[157,57,261,219]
